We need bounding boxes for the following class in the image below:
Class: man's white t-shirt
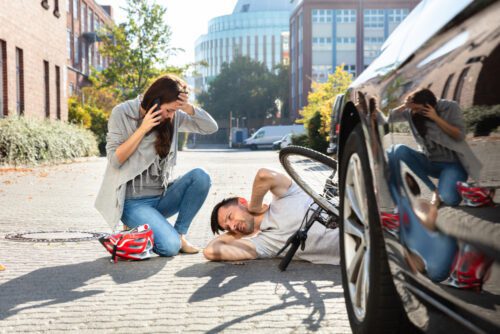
[248,182,340,265]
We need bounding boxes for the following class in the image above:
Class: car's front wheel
[339,124,409,333]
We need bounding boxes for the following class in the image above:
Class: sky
[97,0,238,67]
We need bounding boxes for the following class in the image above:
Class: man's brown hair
[210,197,239,234]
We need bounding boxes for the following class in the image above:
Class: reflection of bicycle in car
[277,146,340,271]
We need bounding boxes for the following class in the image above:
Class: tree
[96,0,175,99]
[299,65,352,142]
[271,63,290,120]
[197,56,284,124]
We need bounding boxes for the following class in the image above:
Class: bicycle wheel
[280,146,339,216]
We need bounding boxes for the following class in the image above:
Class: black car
[335,1,500,333]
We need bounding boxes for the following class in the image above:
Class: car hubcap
[343,153,370,321]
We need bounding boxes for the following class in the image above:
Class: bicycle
[276,145,340,271]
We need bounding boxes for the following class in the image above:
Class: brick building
[66,0,113,97]
[0,0,113,121]
[289,0,420,119]
[0,0,67,120]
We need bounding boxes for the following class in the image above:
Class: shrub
[87,106,109,154]
[462,105,500,136]
[299,66,352,144]
[307,111,329,153]
[0,116,98,165]
[291,133,309,147]
[68,96,91,128]
[68,98,109,155]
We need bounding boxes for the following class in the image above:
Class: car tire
[339,124,410,333]
[249,144,258,151]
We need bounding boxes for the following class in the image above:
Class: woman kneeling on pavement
[95,74,218,256]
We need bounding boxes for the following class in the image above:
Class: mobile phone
[151,98,161,112]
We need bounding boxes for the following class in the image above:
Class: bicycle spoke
[280,147,339,216]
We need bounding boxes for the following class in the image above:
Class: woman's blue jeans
[388,144,467,205]
[121,168,211,257]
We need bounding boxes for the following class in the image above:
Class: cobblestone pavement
[0,149,351,333]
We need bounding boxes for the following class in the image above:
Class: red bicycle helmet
[443,244,492,290]
[99,224,154,263]
[456,182,495,207]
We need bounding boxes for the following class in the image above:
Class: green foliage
[0,117,98,165]
[307,112,329,153]
[96,0,179,99]
[197,56,289,123]
[462,105,500,136]
[291,133,309,147]
[299,66,352,141]
[88,107,109,154]
[68,87,112,155]
[68,96,91,128]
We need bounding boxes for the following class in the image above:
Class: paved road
[0,150,351,333]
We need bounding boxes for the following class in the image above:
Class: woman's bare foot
[404,248,425,274]
[180,235,199,254]
[414,198,438,231]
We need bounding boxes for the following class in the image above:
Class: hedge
[0,116,98,166]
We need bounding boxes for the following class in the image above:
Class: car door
[376,1,500,332]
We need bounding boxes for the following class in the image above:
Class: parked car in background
[333,0,500,333]
[272,133,293,150]
[244,124,305,150]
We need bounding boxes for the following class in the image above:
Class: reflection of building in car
[329,1,500,333]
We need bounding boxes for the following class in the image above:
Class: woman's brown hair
[141,74,187,158]
[408,88,438,138]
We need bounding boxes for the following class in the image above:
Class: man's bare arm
[248,168,292,214]
[203,233,257,261]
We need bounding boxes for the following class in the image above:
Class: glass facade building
[290,0,419,119]
[194,0,292,92]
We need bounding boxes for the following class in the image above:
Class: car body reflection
[335,1,500,333]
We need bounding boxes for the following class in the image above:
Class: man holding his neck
[203,168,339,264]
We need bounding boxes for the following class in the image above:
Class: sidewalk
[0,150,350,333]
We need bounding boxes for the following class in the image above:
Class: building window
[0,40,7,116]
[16,48,24,115]
[55,66,61,119]
[364,9,385,28]
[81,2,86,30]
[67,30,72,60]
[441,73,454,99]
[73,0,78,19]
[454,67,469,102]
[312,9,333,23]
[82,41,87,74]
[74,35,79,66]
[88,9,94,32]
[335,37,355,44]
[364,37,384,44]
[69,83,74,97]
[388,9,409,22]
[44,61,50,118]
[336,9,356,23]
[53,0,60,17]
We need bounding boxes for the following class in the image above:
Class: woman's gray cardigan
[95,96,218,229]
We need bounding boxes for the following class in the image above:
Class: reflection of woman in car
[387,89,482,226]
